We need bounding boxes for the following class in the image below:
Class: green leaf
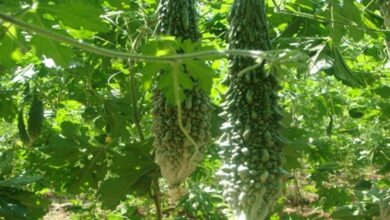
[0,176,42,188]
[98,139,158,209]
[0,0,22,13]
[0,152,14,177]
[329,44,375,88]
[141,37,176,56]
[373,86,390,99]
[31,35,72,68]
[0,35,16,67]
[320,187,352,210]
[378,161,390,174]
[38,1,109,32]
[343,1,362,26]
[349,108,365,119]
[158,71,175,102]
[330,23,344,45]
[178,70,193,90]
[0,27,23,67]
[43,135,82,166]
[0,196,29,220]
[67,147,108,193]
[348,27,364,42]
[104,0,139,10]
[141,62,169,90]
[281,127,310,170]
[331,205,365,220]
[23,12,73,67]
[283,147,301,170]
[0,94,17,123]
[0,188,49,220]
[181,39,198,53]
[104,0,127,8]
[379,103,390,118]
[314,96,328,115]
[104,101,121,138]
[354,180,372,190]
[157,65,186,104]
[184,60,214,94]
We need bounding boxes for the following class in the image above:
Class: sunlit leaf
[38,1,109,32]
[184,60,214,94]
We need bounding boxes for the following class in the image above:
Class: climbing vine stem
[170,61,200,159]
[0,11,304,63]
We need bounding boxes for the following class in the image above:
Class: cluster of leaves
[0,149,49,219]
[0,0,389,219]
[266,0,390,219]
[0,0,163,218]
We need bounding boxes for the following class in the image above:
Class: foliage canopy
[0,0,389,219]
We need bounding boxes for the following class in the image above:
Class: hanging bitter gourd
[27,95,44,142]
[217,0,289,219]
[17,94,44,146]
[18,109,30,146]
[152,0,211,195]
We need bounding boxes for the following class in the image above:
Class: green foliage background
[0,0,389,219]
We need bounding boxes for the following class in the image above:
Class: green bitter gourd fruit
[217,0,289,219]
[27,95,44,142]
[18,109,30,146]
[152,0,211,197]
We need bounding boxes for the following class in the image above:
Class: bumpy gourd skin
[156,0,200,41]
[28,95,44,142]
[218,0,288,219]
[152,0,211,189]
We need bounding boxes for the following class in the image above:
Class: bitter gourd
[217,0,288,219]
[18,109,30,146]
[152,0,211,195]
[27,95,44,142]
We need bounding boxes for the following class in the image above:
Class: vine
[0,12,303,63]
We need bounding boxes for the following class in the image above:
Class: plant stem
[130,74,145,142]
[0,12,301,63]
[171,62,200,160]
